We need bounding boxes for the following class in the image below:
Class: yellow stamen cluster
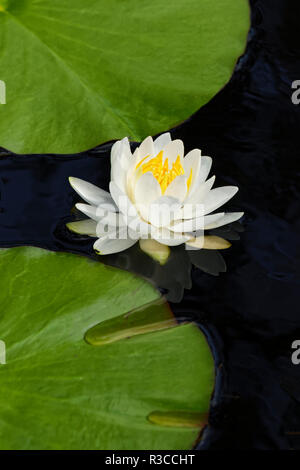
[136,151,192,193]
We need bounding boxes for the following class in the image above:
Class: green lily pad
[0,247,215,450]
[0,0,249,153]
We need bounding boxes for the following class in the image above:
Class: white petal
[182,148,201,172]
[139,238,170,265]
[109,181,138,218]
[96,222,117,238]
[169,215,204,233]
[76,203,100,221]
[69,177,111,206]
[134,172,161,220]
[102,185,150,238]
[152,226,189,246]
[137,136,154,159]
[111,163,128,194]
[172,203,203,221]
[96,201,118,214]
[111,137,132,193]
[197,156,212,184]
[134,172,161,205]
[147,196,181,227]
[126,216,150,238]
[182,149,201,194]
[93,235,137,255]
[126,164,139,202]
[204,212,244,229]
[96,212,126,236]
[126,145,153,201]
[111,137,131,165]
[202,186,239,215]
[132,146,152,168]
[153,132,172,153]
[183,156,212,202]
[202,212,225,228]
[163,139,184,165]
[187,155,211,195]
[185,175,215,205]
[66,219,97,236]
[164,175,187,202]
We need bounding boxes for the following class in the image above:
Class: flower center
[136,151,192,193]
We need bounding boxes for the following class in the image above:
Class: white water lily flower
[68,133,243,264]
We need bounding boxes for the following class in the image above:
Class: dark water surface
[0,0,299,450]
